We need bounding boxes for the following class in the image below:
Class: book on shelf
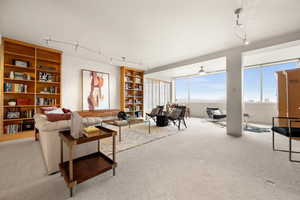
[4,124,21,134]
[38,65,56,72]
[10,71,32,80]
[36,97,56,106]
[39,86,58,94]
[20,109,34,118]
[4,83,28,93]
[135,111,143,118]
[135,77,142,83]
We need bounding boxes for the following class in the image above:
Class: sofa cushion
[46,113,71,122]
[34,114,70,131]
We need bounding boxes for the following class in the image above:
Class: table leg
[70,187,73,197]
[98,140,100,152]
[113,134,116,176]
[148,120,151,134]
[119,126,122,142]
[35,128,39,141]
[69,145,74,197]
[60,138,63,164]
[60,138,63,176]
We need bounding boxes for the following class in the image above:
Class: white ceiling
[145,57,227,80]
[146,42,300,80]
[1,0,300,69]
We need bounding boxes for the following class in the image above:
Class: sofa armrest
[34,114,70,132]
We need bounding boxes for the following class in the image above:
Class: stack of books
[36,97,56,105]
[4,83,28,93]
[82,126,100,138]
[4,124,20,134]
[21,109,34,118]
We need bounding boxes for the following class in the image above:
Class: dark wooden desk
[59,126,117,197]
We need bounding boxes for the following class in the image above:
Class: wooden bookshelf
[0,37,62,142]
[120,66,144,118]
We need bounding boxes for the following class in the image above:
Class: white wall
[61,54,120,111]
[179,101,277,125]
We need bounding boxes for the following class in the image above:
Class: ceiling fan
[198,66,206,75]
[173,66,225,79]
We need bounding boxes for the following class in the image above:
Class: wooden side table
[59,126,117,197]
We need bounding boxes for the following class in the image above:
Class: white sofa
[34,114,102,175]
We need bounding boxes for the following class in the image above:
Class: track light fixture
[234,7,250,45]
[74,42,79,51]
[42,37,142,66]
[234,8,243,27]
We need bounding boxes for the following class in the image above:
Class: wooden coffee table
[102,118,151,142]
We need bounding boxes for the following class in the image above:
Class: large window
[244,61,298,103]
[144,79,171,113]
[175,72,226,102]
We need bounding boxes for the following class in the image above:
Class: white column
[226,52,243,137]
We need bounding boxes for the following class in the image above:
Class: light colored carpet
[1,118,300,200]
[101,122,178,154]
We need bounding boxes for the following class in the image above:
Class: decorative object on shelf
[8,99,17,106]
[7,112,20,119]
[12,59,30,68]
[10,71,14,79]
[82,69,110,110]
[39,72,54,82]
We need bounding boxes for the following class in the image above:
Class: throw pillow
[62,108,72,113]
[46,113,71,122]
[212,110,222,115]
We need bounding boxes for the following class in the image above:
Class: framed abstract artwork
[82,69,110,110]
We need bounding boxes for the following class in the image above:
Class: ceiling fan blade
[173,68,226,79]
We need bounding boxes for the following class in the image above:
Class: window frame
[243,59,299,104]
